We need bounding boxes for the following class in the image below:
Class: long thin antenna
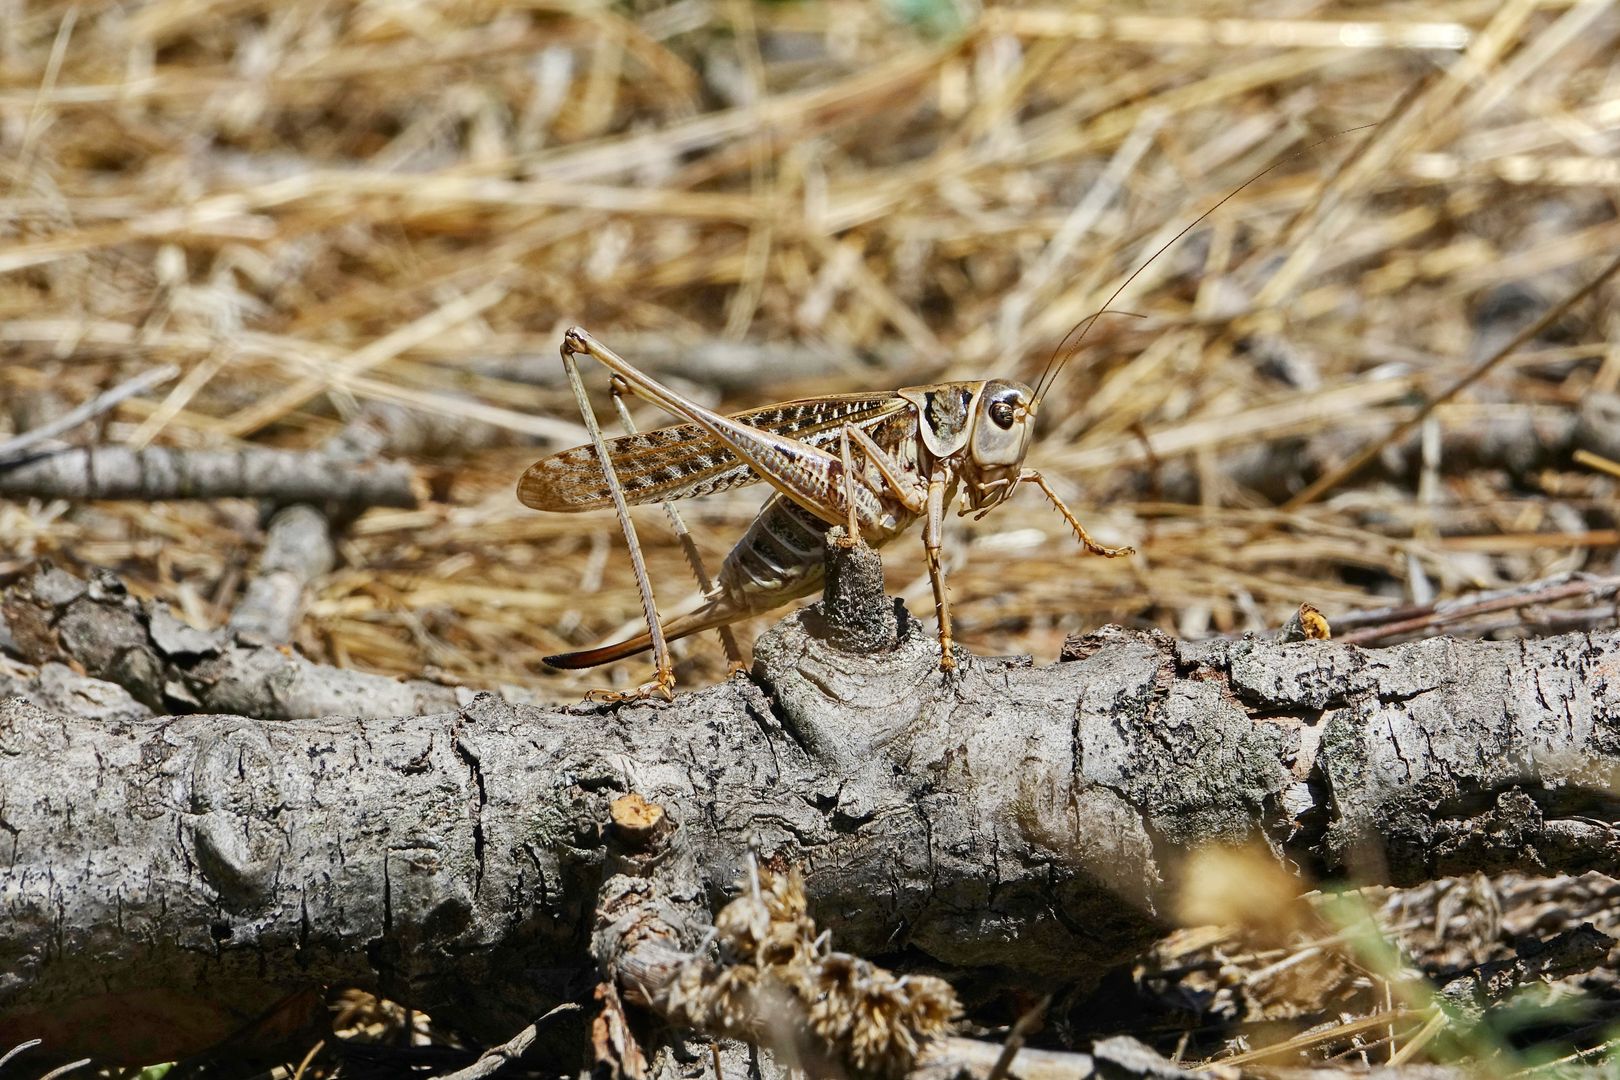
[1031,123,1379,407]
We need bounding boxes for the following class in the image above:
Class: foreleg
[1023,469,1135,558]
[922,474,956,672]
[837,422,927,547]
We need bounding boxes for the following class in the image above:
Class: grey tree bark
[0,554,1616,1063]
[0,446,419,506]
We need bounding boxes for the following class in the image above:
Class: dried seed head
[667,867,959,1079]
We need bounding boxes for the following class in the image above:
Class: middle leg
[838,423,862,548]
[922,474,956,672]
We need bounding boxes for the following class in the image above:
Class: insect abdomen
[716,491,916,610]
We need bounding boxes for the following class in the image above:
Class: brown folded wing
[517,392,908,512]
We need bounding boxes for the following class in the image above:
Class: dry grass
[2,1,1618,703]
[6,4,1620,1071]
[1120,859,1620,1072]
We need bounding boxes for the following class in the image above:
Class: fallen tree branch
[0,445,418,507]
[1333,573,1620,646]
[2,564,472,718]
[1,544,1616,1063]
[1436,923,1615,1023]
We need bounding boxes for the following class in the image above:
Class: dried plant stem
[1284,251,1620,509]
[0,364,178,464]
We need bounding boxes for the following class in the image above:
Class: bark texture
[2,565,484,719]
[0,446,418,507]
[2,557,1617,1061]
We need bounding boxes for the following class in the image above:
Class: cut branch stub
[609,793,669,853]
[818,526,900,655]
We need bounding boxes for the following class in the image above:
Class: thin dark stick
[1284,251,1620,510]
[0,363,178,464]
[986,993,1051,1080]
[430,1002,582,1080]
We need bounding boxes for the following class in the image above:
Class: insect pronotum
[520,133,1370,701]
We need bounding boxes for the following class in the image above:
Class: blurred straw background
[2,0,1619,701]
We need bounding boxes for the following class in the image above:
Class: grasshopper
[519,132,1371,700]
[518,327,1131,700]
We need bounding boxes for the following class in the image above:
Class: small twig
[0,1039,42,1070]
[986,994,1051,1080]
[290,1038,326,1080]
[36,1057,93,1080]
[430,1003,582,1080]
[1574,448,1620,480]
[0,363,178,464]
[1284,250,1620,509]
[1387,1009,1447,1066]
[0,446,417,507]
[1335,574,1620,646]
[1334,573,1591,630]
[1511,1033,1620,1076]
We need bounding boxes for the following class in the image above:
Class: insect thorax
[898,382,985,459]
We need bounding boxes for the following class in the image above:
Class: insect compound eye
[988,400,1016,429]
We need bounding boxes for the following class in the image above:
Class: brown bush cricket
[520,136,1364,701]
